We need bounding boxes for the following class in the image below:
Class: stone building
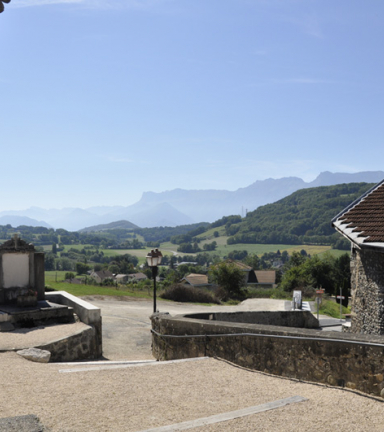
[332,180,384,334]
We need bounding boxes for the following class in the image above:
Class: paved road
[85,296,288,360]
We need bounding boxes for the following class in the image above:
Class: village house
[227,260,275,287]
[89,269,114,284]
[332,179,384,334]
[180,273,212,289]
[227,260,256,284]
[128,272,147,283]
[253,270,276,288]
[115,274,130,284]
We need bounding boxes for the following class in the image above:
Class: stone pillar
[34,253,45,301]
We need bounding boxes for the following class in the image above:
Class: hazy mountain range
[0,171,383,231]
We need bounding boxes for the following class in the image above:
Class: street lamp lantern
[146,248,163,268]
[146,249,163,313]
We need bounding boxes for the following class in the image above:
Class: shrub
[214,286,229,302]
[209,261,246,299]
[65,272,75,281]
[160,284,220,304]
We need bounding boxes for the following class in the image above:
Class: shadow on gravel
[0,414,50,431]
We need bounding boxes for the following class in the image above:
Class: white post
[340,286,343,322]
[317,297,320,321]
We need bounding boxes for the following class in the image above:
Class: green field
[45,240,348,267]
[161,239,343,259]
[45,271,153,298]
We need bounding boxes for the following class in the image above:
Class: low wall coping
[157,313,384,345]
[45,291,100,325]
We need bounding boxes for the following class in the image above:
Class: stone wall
[152,313,384,397]
[184,311,319,329]
[45,291,102,359]
[350,247,384,334]
[36,325,100,362]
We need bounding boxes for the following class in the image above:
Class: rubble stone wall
[151,313,384,397]
[36,325,99,362]
[350,247,384,335]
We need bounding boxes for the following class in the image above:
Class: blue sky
[1,0,383,211]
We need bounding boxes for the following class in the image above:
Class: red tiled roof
[333,180,384,245]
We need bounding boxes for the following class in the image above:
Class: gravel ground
[1,297,382,431]
[0,353,383,432]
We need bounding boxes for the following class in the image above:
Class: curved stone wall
[151,312,384,398]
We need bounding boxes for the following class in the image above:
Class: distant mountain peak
[0,170,383,230]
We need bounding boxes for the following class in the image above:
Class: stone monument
[0,234,45,305]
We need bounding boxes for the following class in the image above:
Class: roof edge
[331,179,384,224]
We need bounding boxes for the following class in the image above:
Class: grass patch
[319,299,350,319]
[159,241,339,260]
[246,287,292,300]
[45,271,153,299]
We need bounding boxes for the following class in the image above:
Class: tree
[243,253,260,270]
[209,261,246,299]
[333,253,351,307]
[56,257,74,271]
[108,264,120,274]
[65,272,75,281]
[44,253,55,271]
[228,250,248,261]
[0,0,11,14]
[279,252,351,296]
[203,241,217,251]
[76,262,90,275]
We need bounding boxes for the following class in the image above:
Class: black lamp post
[146,248,163,313]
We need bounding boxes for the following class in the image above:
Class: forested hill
[226,183,374,248]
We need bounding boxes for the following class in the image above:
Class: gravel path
[0,353,383,432]
[1,297,382,431]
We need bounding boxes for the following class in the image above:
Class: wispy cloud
[15,0,174,10]
[246,77,335,89]
[253,49,268,56]
[271,77,335,85]
[107,156,134,163]
[300,13,324,39]
[282,12,324,39]
[16,0,83,6]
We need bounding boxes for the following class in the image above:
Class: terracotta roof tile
[333,180,384,244]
